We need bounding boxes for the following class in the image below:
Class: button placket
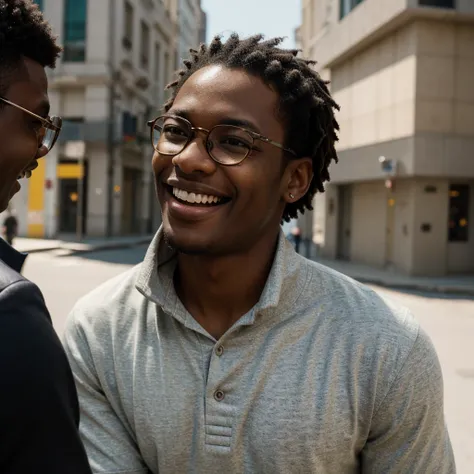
[204,337,236,450]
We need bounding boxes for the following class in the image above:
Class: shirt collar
[135,227,308,327]
[0,238,27,273]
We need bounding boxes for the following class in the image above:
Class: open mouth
[17,170,34,180]
[17,161,38,180]
[168,186,231,207]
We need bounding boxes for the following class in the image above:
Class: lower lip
[13,180,21,193]
[166,190,229,221]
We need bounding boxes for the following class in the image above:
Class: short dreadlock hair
[164,33,340,222]
[0,0,61,96]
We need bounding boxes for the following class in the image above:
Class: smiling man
[0,1,90,472]
[64,35,455,473]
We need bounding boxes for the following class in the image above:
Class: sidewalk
[12,234,154,254]
[315,257,474,297]
[10,236,474,296]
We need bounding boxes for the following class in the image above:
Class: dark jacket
[0,238,91,473]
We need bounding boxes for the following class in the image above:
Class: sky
[200,0,301,49]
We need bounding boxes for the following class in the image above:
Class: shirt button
[215,345,224,356]
[214,390,225,402]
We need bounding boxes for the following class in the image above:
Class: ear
[280,157,313,204]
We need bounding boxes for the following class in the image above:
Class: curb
[18,237,153,255]
[21,246,60,254]
[352,276,474,297]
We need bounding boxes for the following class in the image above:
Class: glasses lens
[152,116,191,155]
[208,125,253,165]
[41,116,62,151]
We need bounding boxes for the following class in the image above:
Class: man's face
[0,57,50,212]
[153,64,301,256]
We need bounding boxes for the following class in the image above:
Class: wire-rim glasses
[147,115,297,166]
[0,96,62,152]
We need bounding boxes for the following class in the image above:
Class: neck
[175,231,280,339]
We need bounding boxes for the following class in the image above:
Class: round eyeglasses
[36,115,62,151]
[147,115,297,166]
[0,97,62,152]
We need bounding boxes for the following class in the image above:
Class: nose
[171,134,217,176]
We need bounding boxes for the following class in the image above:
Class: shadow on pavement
[62,245,148,266]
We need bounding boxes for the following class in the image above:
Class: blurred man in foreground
[0,1,91,472]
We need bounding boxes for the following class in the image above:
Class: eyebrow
[169,109,262,134]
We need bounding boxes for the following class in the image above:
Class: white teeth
[172,187,222,205]
[17,170,33,180]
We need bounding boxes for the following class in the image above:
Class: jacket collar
[0,238,27,273]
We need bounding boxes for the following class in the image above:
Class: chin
[163,228,215,256]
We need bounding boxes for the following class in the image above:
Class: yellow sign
[57,163,84,179]
[27,159,46,237]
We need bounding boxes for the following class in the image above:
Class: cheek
[0,124,38,169]
[231,161,284,209]
[152,152,171,178]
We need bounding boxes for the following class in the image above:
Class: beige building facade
[300,0,474,276]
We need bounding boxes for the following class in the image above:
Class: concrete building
[5,0,176,238]
[300,0,474,276]
[199,6,208,44]
[167,0,205,70]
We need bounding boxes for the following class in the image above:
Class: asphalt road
[22,246,474,472]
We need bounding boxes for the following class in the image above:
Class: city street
[23,247,474,472]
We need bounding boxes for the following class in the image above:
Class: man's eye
[29,119,43,132]
[164,126,187,137]
[221,137,251,148]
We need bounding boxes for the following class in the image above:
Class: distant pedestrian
[64,33,454,473]
[290,225,301,253]
[2,209,18,246]
[0,1,91,472]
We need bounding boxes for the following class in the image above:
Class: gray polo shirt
[63,229,455,474]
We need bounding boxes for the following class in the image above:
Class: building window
[154,43,161,81]
[63,0,87,62]
[123,1,133,50]
[164,51,169,82]
[34,0,43,10]
[448,185,470,242]
[140,21,150,70]
[419,0,455,7]
[122,111,138,142]
[340,0,365,20]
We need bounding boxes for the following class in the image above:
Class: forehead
[171,65,282,134]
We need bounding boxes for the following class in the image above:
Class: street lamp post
[106,0,116,238]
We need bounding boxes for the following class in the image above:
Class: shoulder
[64,264,146,341]
[0,271,73,394]
[303,258,416,328]
[0,264,49,324]
[0,258,24,292]
[299,257,419,362]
